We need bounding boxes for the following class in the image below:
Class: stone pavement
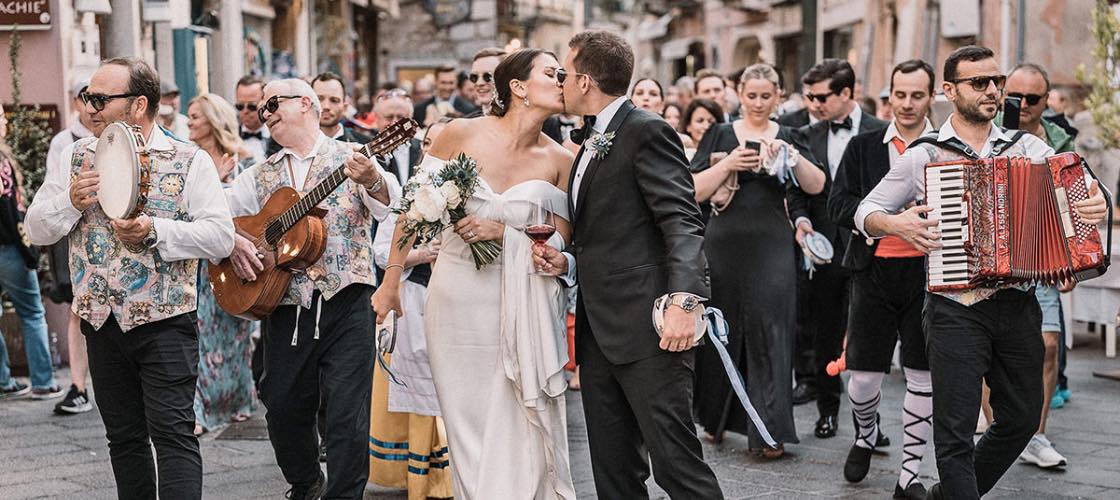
[2,336,1118,499]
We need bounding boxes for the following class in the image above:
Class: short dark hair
[802,58,856,95]
[311,71,347,95]
[680,98,725,133]
[103,57,161,119]
[435,65,457,78]
[236,75,263,90]
[568,30,634,97]
[1009,62,1051,91]
[661,102,683,119]
[491,48,556,117]
[694,69,726,93]
[378,81,400,92]
[473,47,508,62]
[631,78,663,98]
[891,59,936,94]
[943,45,996,82]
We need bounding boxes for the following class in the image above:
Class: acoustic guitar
[208,119,419,320]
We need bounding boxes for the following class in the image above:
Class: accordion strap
[909,129,1026,159]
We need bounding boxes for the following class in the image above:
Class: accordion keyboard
[926,163,970,289]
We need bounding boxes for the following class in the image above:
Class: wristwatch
[667,293,702,313]
[365,173,385,195]
[142,221,159,249]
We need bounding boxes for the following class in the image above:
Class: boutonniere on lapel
[588,131,615,160]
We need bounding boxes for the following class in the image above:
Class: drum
[802,232,834,265]
[94,122,151,219]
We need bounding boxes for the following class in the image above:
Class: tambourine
[94,122,152,220]
[801,232,834,265]
[652,294,708,346]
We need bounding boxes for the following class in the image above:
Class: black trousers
[806,261,849,417]
[260,284,375,499]
[83,312,202,500]
[847,257,928,372]
[578,326,724,499]
[793,263,816,388]
[924,290,1043,500]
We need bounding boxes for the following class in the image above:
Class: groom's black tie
[569,115,597,144]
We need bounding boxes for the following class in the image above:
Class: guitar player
[223,78,400,499]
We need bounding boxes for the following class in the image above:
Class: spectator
[413,66,477,125]
[673,75,696,109]
[681,98,725,146]
[695,69,733,120]
[457,70,477,106]
[662,102,684,131]
[234,75,272,162]
[631,77,665,114]
[311,72,373,144]
[159,80,190,140]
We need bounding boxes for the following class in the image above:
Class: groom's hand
[532,245,568,276]
[660,306,698,352]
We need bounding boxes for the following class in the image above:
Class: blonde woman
[186,93,256,436]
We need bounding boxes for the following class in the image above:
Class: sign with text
[0,0,51,30]
[3,103,61,136]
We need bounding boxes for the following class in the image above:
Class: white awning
[660,37,699,60]
[637,14,673,41]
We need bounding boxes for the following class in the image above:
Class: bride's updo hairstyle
[490,48,556,117]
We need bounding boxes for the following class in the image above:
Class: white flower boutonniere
[588,131,615,160]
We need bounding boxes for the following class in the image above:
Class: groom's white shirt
[562,95,629,285]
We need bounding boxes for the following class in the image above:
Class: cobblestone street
[3,335,1118,499]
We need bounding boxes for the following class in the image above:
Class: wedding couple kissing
[372,30,725,499]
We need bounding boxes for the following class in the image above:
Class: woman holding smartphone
[689,64,824,458]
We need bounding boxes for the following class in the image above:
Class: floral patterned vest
[253,138,375,308]
[68,137,201,332]
[913,129,1032,306]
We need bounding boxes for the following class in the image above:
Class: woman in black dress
[690,64,824,458]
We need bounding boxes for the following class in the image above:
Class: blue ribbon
[704,307,778,448]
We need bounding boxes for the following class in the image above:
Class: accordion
[925,152,1112,292]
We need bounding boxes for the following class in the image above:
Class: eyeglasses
[234,102,258,112]
[950,75,1007,92]
[257,95,303,122]
[376,89,410,101]
[805,91,835,104]
[1006,92,1046,106]
[79,91,139,112]
[468,72,493,84]
[555,69,594,86]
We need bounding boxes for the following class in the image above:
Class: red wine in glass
[525,224,557,244]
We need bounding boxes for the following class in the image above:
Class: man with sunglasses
[26,57,235,500]
[412,65,477,125]
[466,47,507,115]
[855,46,1107,500]
[234,75,273,162]
[790,58,888,441]
[1000,63,1077,471]
[223,78,400,500]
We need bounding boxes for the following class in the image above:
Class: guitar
[208,119,419,320]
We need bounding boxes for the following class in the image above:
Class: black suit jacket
[568,99,709,365]
[788,113,888,264]
[777,108,810,128]
[413,96,478,124]
[826,127,894,270]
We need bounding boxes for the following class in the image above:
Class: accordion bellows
[925,152,1110,292]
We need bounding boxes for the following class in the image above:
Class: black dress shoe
[815,414,838,438]
[792,383,817,405]
[851,412,891,449]
[844,443,874,482]
[894,482,928,499]
[285,470,325,500]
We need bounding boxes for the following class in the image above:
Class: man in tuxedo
[535,30,723,499]
[789,58,888,439]
[234,76,273,162]
[312,72,372,145]
[412,65,477,125]
[827,59,937,499]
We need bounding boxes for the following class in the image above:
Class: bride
[371,49,577,499]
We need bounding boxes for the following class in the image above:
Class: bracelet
[365,174,385,195]
[385,264,404,272]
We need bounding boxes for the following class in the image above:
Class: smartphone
[1002,96,1022,130]
[743,140,762,153]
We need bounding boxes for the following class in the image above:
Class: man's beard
[321,115,342,129]
[958,98,996,124]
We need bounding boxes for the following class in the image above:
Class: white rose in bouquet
[439,182,462,209]
[413,185,448,223]
[406,204,425,222]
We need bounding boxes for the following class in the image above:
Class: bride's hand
[371,285,403,325]
[454,214,504,244]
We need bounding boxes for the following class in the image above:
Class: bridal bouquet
[393,153,502,269]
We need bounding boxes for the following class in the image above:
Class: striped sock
[847,370,884,450]
[899,369,933,489]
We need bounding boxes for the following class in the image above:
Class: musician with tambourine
[853,47,1108,500]
[220,78,402,499]
[25,58,235,500]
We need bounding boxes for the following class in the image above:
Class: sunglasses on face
[234,102,258,112]
[950,74,1007,92]
[554,69,592,86]
[1007,92,1046,106]
[468,72,494,84]
[805,91,835,104]
[79,91,139,112]
[256,95,303,123]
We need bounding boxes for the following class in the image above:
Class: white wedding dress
[418,156,576,499]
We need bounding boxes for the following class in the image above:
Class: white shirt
[827,104,863,178]
[26,126,235,262]
[240,124,271,163]
[855,114,1055,238]
[571,95,629,207]
[329,126,346,140]
[391,144,411,186]
[882,118,935,167]
[45,121,93,186]
[223,132,400,223]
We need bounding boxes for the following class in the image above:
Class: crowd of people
[0,26,1104,500]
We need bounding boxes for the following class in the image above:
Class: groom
[535,30,724,499]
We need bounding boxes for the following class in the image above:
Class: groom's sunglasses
[555,69,594,86]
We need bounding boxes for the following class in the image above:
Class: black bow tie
[569,115,597,144]
[829,117,853,133]
[241,130,263,140]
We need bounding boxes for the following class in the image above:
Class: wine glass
[523,198,557,275]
